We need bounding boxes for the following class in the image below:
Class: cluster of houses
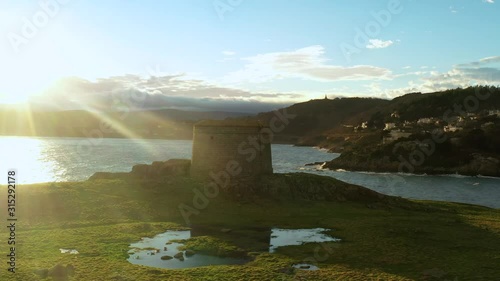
[355,109,500,144]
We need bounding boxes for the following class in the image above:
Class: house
[444,125,462,132]
[384,123,396,130]
[488,110,500,117]
[417,118,436,125]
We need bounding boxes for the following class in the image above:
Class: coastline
[324,159,500,178]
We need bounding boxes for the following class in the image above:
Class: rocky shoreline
[323,153,500,178]
[88,158,418,209]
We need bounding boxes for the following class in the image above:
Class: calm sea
[1,136,499,208]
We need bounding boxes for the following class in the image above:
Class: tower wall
[190,122,273,181]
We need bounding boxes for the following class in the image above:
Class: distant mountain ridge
[0,108,250,139]
[251,97,389,143]
[2,86,500,148]
[247,86,500,148]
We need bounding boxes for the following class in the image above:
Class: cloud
[29,74,297,113]
[223,45,390,83]
[484,0,494,3]
[222,51,236,56]
[374,56,500,97]
[416,56,500,91]
[456,56,500,67]
[392,71,430,78]
[366,39,394,49]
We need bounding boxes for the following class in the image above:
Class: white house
[384,123,396,130]
[444,125,462,132]
[417,118,434,125]
[488,110,500,117]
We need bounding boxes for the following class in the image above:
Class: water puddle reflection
[127,230,247,269]
[292,263,320,270]
[270,228,340,253]
[128,227,340,269]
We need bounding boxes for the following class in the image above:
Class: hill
[321,86,500,177]
[252,97,390,144]
[0,108,250,139]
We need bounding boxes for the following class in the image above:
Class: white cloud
[366,39,394,49]
[479,56,500,63]
[393,71,429,78]
[372,56,500,98]
[31,74,299,113]
[456,56,500,67]
[222,51,236,56]
[484,0,494,4]
[223,45,390,83]
[414,56,500,92]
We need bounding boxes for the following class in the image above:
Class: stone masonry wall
[191,124,273,181]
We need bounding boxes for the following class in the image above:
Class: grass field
[1,174,499,280]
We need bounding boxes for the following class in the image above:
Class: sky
[0,0,499,113]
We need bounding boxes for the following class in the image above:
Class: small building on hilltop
[190,120,273,181]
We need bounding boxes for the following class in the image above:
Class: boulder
[174,252,184,259]
[131,164,150,175]
[131,159,191,179]
[160,255,173,260]
[89,159,191,181]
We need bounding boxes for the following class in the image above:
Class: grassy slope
[0,175,499,280]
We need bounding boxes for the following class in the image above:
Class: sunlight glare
[0,137,55,183]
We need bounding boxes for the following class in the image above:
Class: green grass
[1,175,499,280]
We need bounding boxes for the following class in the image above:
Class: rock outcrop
[89,159,191,181]
[325,153,500,177]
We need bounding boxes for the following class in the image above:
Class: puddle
[269,228,340,253]
[292,263,320,270]
[127,230,248,269]
[128,227,340,269]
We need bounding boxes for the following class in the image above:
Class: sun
[0,36,67,105]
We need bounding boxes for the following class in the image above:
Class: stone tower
[190,120,273,181]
